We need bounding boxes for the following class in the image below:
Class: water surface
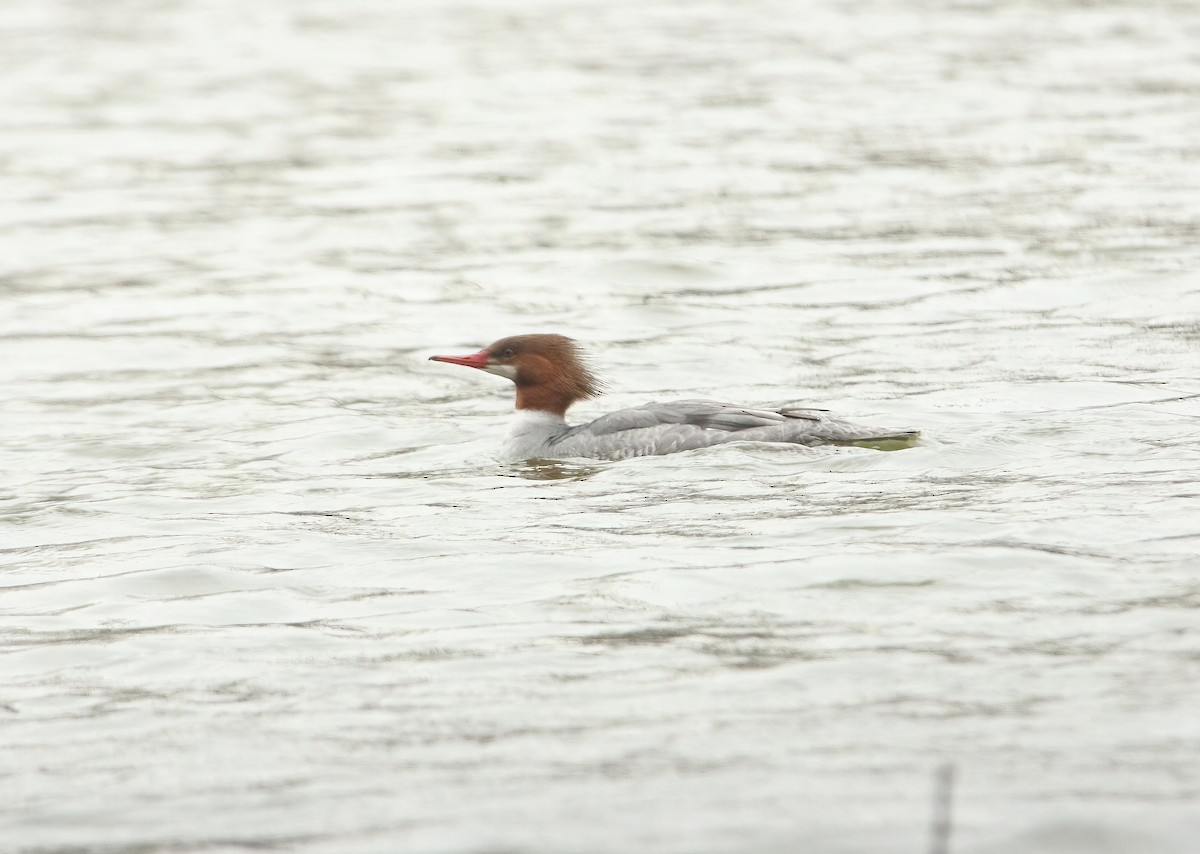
[3,0,1200,852]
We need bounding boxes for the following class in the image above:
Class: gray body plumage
[500,399,917,461]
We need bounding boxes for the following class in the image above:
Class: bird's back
[546,400,918,460]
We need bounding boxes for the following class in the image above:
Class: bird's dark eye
[501,347,516,359]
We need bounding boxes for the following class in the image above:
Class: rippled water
[4,0,1200,852]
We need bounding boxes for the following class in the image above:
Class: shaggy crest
[486,334,603,416]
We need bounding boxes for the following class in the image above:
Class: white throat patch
[483,363,518,380]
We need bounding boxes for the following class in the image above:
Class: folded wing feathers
[544,398,917,458]
[582,400,767,435]
[777,406,829,422]
[581,399,908,440]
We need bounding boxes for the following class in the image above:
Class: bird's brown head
[429,334,602,416]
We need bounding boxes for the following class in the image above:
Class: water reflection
[504,459,608,481]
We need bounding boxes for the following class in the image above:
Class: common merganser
[429,334,918,461]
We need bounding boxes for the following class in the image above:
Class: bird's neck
[514,385,576,418]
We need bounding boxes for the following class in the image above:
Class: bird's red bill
[429,349,490,369]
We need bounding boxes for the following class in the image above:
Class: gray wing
[551,399,917,459]
[581,400,809,434]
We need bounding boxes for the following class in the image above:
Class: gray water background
[3,0,1200,851]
